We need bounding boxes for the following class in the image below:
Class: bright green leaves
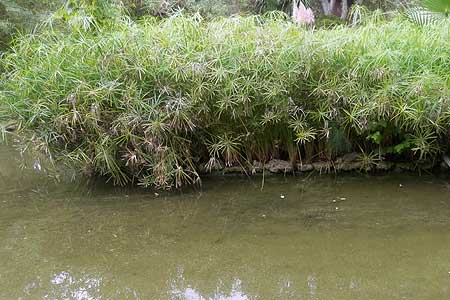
[405,0,450,25]
[53,0,125,31]
[367,131,382,144]
[422,0,450,14]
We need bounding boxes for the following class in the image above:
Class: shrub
[0,0,63,50]
[1,14,449,188]
[126,0,261,17]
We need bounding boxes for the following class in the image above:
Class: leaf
[367,131,382,144]
[422,0,450,14]
[404,8,441,26]
[394,141,412,154]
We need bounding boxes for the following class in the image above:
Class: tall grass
[1,13,449,188]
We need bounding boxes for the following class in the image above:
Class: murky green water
[1,145,450,300]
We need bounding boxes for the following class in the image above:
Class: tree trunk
[330,0,337,12]
[341,0,349,19]
[319,0,332,15]
[317,0,353,18]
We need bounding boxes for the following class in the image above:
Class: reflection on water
[20,271,140,300]
[1,145,450,299]
[48,272,103,300]
[169,269,248,300]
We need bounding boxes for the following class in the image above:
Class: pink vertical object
[292,0,315,25]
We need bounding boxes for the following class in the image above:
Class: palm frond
[404,7,441,25]
[422,0,450,14]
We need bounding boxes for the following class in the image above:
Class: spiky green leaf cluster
[405,0,450,25]
[1,14,450,188]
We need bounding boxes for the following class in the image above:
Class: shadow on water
[1,144,450,299]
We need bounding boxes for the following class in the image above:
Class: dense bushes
[0,1,418,53]
[1,14,450,188]
[0,0,61,50]
[124,0,266,17]
[0,1,415,46]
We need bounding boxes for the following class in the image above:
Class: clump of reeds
[1,12,449,188]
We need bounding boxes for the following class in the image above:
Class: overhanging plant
[405,0,450,25]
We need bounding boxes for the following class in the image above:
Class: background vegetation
[0,0,62,49]
[0,0,416,51]
[1,9,449,188]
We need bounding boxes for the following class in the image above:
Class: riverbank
[205,156,440,176]
[1,14,449,188]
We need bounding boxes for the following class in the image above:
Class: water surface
[1,145,450,299]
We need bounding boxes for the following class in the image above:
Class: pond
[1,145,450,299]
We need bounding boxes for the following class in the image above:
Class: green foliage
[0,0,418,50]
[122,0,266,17]
[357,150,380,172]
[114,0,419,18]
[51,0,125,31]
[1,14,450,188]
[422,0,450,14]
[315,16,346,29]
[0,0,63,49]
[404,0,450,25]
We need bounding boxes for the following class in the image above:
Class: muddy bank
[203,152,447,176]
